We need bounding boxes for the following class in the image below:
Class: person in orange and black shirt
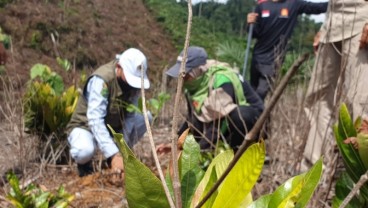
[247,0,328,100]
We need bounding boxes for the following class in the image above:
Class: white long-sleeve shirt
[85,76,118,159]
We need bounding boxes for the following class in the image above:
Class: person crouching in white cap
[66,48,152,178]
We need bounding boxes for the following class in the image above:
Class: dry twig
[169,0,193,207]
[140,66,175,208]
[339,170,368,208]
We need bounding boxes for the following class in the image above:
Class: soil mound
[0,0,177,89]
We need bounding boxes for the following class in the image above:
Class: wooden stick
[140,66,175,208]
[339,170,368,208]
[169,1,193,207]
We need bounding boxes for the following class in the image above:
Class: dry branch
[140,65,175,208]
[339,170,368,208]
[169,0,193,207]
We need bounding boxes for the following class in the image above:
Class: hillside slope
[0,0,177,89]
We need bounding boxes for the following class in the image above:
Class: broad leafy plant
[110,128,323,208]
[23,64,79,137]
[332,103,368,207]
[6,172,74,208]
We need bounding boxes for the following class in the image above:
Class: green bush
[6,172,74,208]
[23,64,79,137]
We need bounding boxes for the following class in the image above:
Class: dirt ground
[0,1,337,208]
[0,0,178,91]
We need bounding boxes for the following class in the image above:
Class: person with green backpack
[166,46,264,151]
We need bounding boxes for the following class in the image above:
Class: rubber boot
[77,161,94,177]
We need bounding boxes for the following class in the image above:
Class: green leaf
[179,135,204,208]
[7,172,22,200]
[47,72,64,95]
[334,104,368,198]
[201,168,218,208]
[110,128,170,208]
[211,141,265,208]
[332,172,364,208]
[270,175,304,208]
[6,195,24,208]
[294,157,323,207]
[34,192,50,207]
[137,97,143,113]
[269,158,323,208]
[30,64,50,80]
[56,185,66,196]
[239,193,252,207]
[248,194,272,208]
[149,98,160,112]
[53,201,69,208]
[56,57,71,72]
[191,150,234,208]
[354,116,362,131]
[338,103,356,138]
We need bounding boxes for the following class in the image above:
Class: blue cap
[166,46,208,78]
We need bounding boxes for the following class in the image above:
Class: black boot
[77,161,94,177]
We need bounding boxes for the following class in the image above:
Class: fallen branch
[196,53,311,207]
[339,170,368,208]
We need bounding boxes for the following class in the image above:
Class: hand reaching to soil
[110,153,124,182]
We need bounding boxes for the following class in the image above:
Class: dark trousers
[250,59,275,100]
[184,105,261,150]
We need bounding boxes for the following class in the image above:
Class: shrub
[23,64,79,138]
[6,172,74,208]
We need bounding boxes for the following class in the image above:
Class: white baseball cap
[116,48,150,89]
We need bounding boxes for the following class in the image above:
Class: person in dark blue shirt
[247,0,328,100]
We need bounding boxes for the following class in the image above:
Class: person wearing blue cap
[166,46,264,150]
[66,48,152,178]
